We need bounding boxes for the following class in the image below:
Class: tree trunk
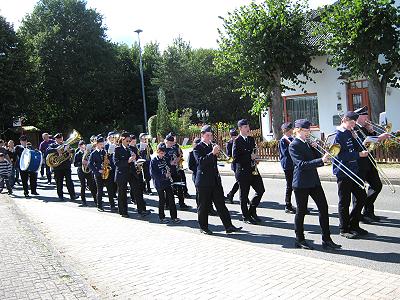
[271,71,284,139]
[368,74,386,123]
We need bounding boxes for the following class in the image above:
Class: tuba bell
[46,129,82,168]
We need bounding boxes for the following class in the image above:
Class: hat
[354,106,368,116]
[107,131,117,137]
[157,143,167,152]
[139,133,147,139]
[294,119,312,129]
[78,140,86,146]
[165,133,174,142]
[200,125,213,134]
[19,135,27,141]
[130,134,136,140]
[344,111,359,121]
[237,119,249,127]
[0,153,4,157]
[168,132,176,137]
[193,137,201,144]
[54,133,63,139]
[96,136,105,143]
[281,122,293,130]
[120,132,130,139]
[229,128,238,136]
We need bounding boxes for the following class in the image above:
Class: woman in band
[288,119,341,250]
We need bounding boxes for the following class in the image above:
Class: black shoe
[360,215,373,224]
[285,206,296,214]
[351,227,368,236]
[208,209,218,216]
[81,201,88,207]
[97,207,105,212]
[121,214,129,218]
[226,194,234,204]
[322,240,342,250]
[295,240,314,250]
[226,226,242,234]
[140,210,151,217]
[179,204,190,210]
[31,191,39,196]
[8,190,12,195]
[200,228,213,235]
[24,193,30,198]
[370,213,381,222]
[70,195,78,201]
[242,218,257,225]
[250,214,261,223]
[58,196,64,201]
[110,206,117,213]
[340,231,358,239]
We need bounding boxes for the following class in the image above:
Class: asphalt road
[11,168,400,275]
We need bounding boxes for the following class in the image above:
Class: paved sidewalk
[10,193,400,300]
[0,195,98,300]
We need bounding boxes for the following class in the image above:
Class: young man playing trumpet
[289,119,341,250]
[354,106,391,223]
[193,125,242,235]
[334,111,369,239]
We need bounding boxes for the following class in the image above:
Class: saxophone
[102,152,111,180]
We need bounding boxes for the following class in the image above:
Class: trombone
[308,135,367,190]
[365,120,400,145]
[352,126,396,193]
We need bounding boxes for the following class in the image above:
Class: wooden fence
[166,130,400,163]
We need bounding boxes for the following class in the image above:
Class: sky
[0,0,336,50]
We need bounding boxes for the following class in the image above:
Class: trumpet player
[226,128,239,204]
[289,119,341,250]
[88,136,116,212]
[150,143,180,223]
[193,125,242,235]
[138,133,153,194]
[354,106,390,223]
[74,140,96,207]
[334,111,369,239]
[232,119,265,225]
[46,133,76,201]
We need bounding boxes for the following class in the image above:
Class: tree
[0,15,31,130]
[319,0,400,122]
[217,0,319,138]
[156,89,170,137]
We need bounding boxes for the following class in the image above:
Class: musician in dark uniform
[15,135,39,198]
[354,106,390,222]
[74,140,96,207]
[138,133,153,194]
[105,131,118,199]
[128,135,150,217]
[334,112,369,239]
[150,143,180,223]
[289,119,341,250]
[88,136,116,212]
[193,125,242,235]
[163,133,190,210]
[232,119,265,225]
[46,133,76,201]
[279,122,296,214]
[226,128,239,204]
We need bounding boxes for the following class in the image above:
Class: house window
[285,94,319,126]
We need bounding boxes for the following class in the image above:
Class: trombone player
[334,111,369,239]
[354,106,391,223]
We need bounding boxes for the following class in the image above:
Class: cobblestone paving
[11,193,400,300]
[0,195,98,300]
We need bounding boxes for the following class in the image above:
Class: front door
[347,80,370,116]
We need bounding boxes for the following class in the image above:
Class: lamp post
[134,29,148,133]
[196,109,209,124]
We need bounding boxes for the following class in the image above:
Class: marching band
[2,106,398,250]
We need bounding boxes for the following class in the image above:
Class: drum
[20,149,42,172]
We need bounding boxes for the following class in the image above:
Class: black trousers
[177,169,188,194]
[157,186,177,219]
[117,179,128,216]
[294,185,331,242]
[20,170,37,195]
[54,168,75,199]
[238,174,265,219]
[284,169,294,207]
[197,182,233,231]
[142,162,152,192]
[172,173,185,206]
[358,167,382,215]
[94,175,115,209]
[337,177,366,232]
[77,169,96,202]
[227,181,239,198]
[128,175,146,213]
[40,161,52,183]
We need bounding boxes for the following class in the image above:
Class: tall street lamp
[134,29,148,133]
